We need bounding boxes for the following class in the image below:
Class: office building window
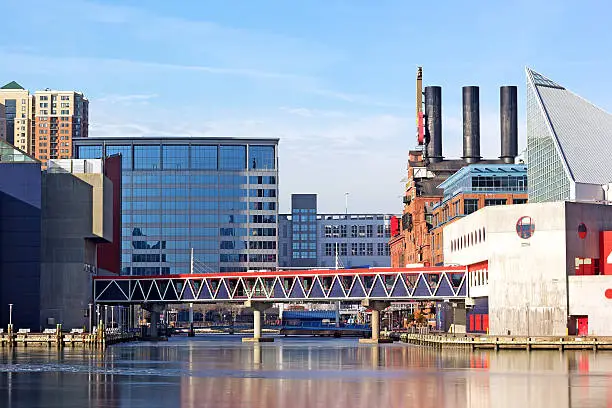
[191,145,218,170]
[513,198,528,204]
[77,145,102,159]
[351,243,358,256]
[219,145,246,170]
[162,145,189,170]
[377,225,384,237]
[358,243,366,256]
[325,243,334,256]
[134,145,161,169]
[339,243,347,256]
[377,243,385,256]
[464,199,479,215]
[366,243,373,256]
[248,145,275,170]
[351,225,358,238]
[366,225,373,237]
[358,225,366,237]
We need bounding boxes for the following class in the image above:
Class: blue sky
[2,0,612,213]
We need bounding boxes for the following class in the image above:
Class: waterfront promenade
[401,333,612,351]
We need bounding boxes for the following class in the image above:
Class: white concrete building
[444,202,612,336]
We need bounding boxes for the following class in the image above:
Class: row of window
[219,254,276,263]
[124,253,218,264]
[125,188,266,198]
[450,228,486,252]
[470,175,527,191]
[125,200,275,211]
[293,215,317,222]
[289,233,317,241]
[292,208,316,214]
[77,144,275,171]
[218,240,278,250]
[293,242,317,250]
[293,224,317,232]
[127,240,218,250]
[126,174,276,185]
[292,251,317,259]
[322,242,390,257]
[323,224,391,238]
[122,214,273,224]
[125,227,274,237]
[128,239,277,251]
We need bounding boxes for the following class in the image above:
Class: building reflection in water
[1,339,612,408]
[177,342,612,408]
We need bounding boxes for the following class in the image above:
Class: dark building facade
[285,194,318,268]
[0,152,42,329]
[0,140,118,330]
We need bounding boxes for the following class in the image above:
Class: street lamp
[88,303,93,333]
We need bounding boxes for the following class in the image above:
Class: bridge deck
[94,267,468,304]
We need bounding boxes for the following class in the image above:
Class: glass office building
[74,137,279,275]
[526,68,612,203]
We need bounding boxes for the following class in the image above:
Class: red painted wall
[97,155,122,274]
[390,216,400,237]
[600,231,612,275]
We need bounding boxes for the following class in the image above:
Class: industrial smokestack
[462,86,481,163]
[500,86,518,164]
[424,86,443,163]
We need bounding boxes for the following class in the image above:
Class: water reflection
[0,337,610,407]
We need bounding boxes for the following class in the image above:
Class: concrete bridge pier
[242,301,274,342]
[359,299,393,344]
[143,304,166,340]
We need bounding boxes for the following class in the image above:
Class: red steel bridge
[93,266,468,304]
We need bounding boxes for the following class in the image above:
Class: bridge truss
[93,267,468,304]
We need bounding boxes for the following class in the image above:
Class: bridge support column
[242,301,274,343]
[143,304,166,340]
[359,300,393,344]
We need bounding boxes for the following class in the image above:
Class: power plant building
[390,69,521,268]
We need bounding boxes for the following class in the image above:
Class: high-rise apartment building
[0,81,34,153]
[74,137,279,275]
[0,81,88,166]
[34,89,88,166]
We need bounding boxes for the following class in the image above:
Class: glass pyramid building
[526,68,612,203]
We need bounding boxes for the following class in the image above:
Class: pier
[0,325,140,348]
[400,333,612,351]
